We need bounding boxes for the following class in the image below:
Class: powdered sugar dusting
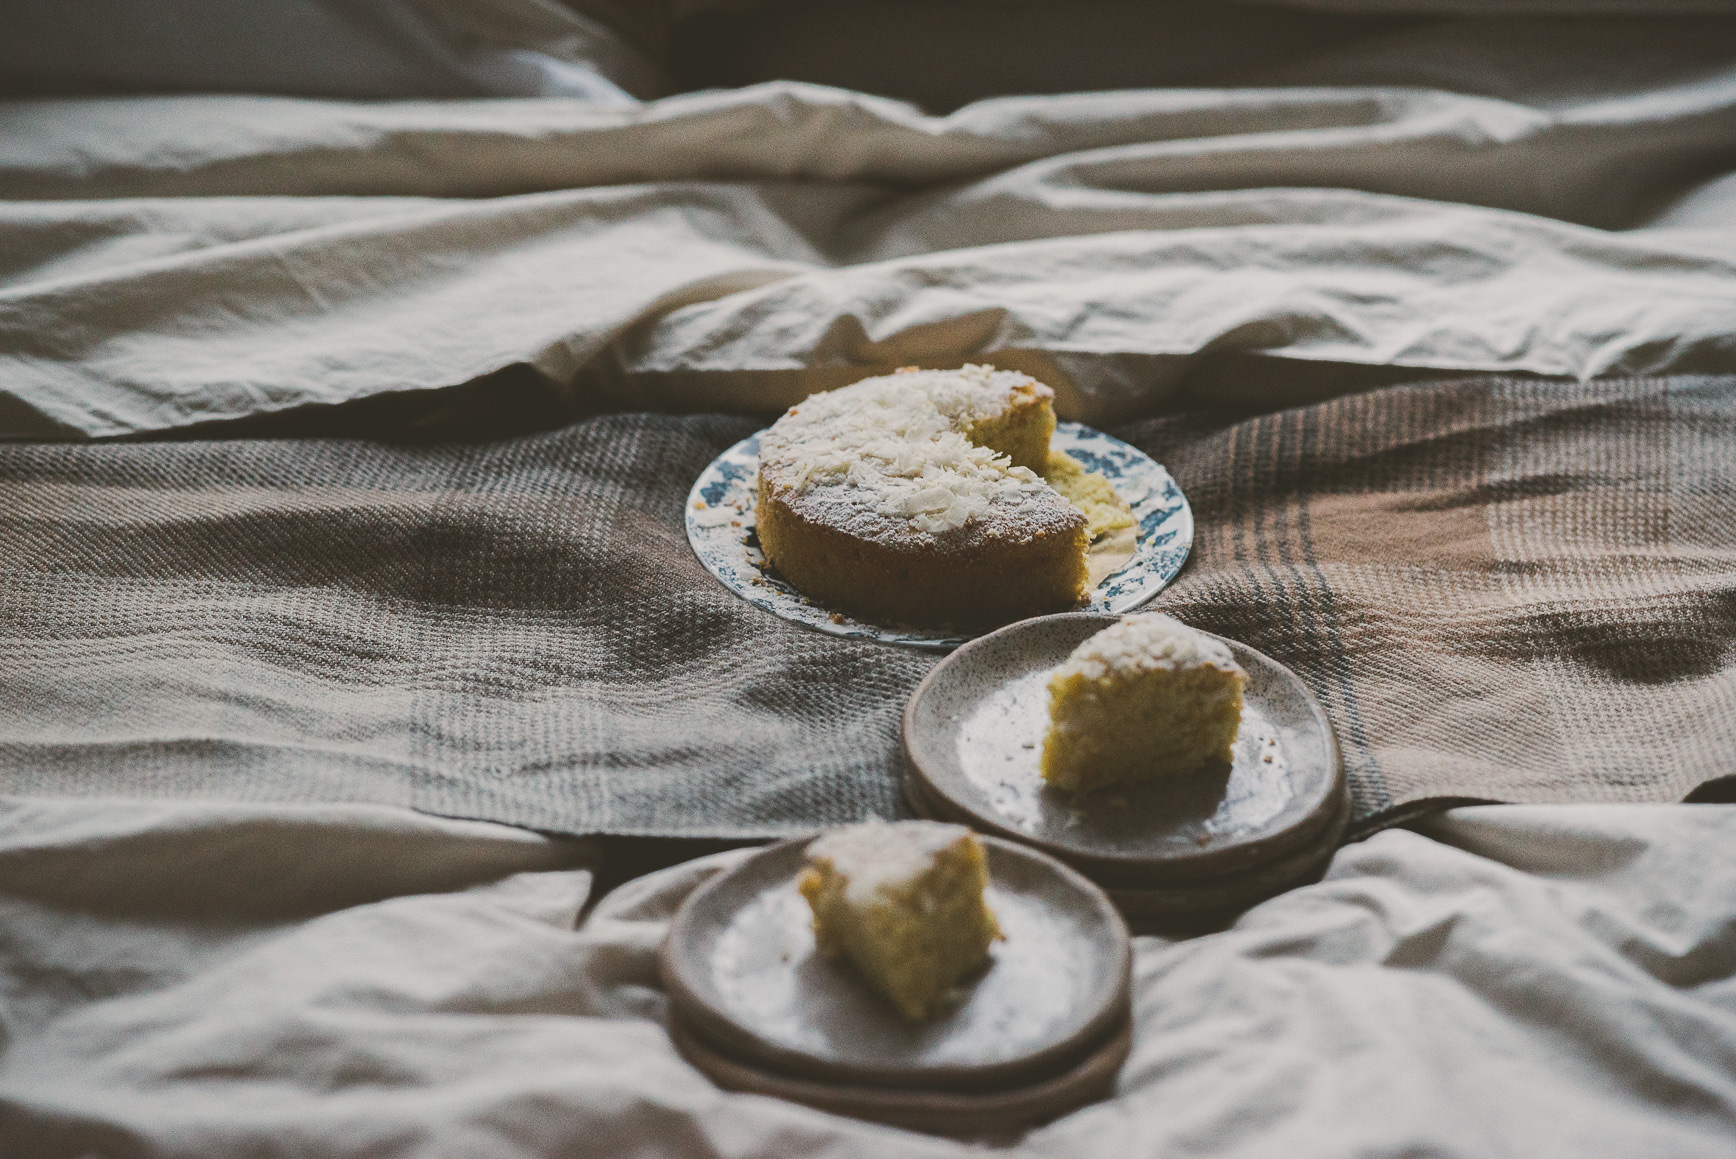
[807,819,975,906]
[760,365,1058,536]
[1060,613,1243,680]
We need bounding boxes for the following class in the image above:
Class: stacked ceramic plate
[658,835,1134,1137]
[902,613,1349,930]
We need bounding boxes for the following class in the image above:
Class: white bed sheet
[6,9,1736,436]
[2,795,1732,1157]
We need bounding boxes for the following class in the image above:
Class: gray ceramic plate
[658,834,1131,1093]
[903,613,1345,887]
[685,422,1193,651]
[904,770,1348,930]
[668,1010,1131,1138]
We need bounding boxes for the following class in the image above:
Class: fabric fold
[6,17,1736,436]
[2,796,1733,1157]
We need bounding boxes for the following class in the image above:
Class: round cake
[755,365,1090,626]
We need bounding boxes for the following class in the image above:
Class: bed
[2,2,1735,1154]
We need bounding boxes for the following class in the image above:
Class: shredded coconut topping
[807,820,974,906]
[760,365,1052,536]
[1060,614,1244,680]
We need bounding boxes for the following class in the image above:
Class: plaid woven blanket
[2,375,1731,839]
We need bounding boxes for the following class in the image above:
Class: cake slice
[1042,614,1247,793]
[797,820,1001,1021]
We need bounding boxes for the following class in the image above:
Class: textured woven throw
[2,375,1732,839]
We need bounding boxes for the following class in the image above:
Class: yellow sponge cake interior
[1042,614,1247,793]
[797,820,1001,1022]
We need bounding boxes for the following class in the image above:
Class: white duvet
[6,3,1736,436]
[1,797,1732,1157]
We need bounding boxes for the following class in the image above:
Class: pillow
[0,0,660,102]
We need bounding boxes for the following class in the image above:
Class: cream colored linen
[6,12,1736,436]
[1,796,1732,1156]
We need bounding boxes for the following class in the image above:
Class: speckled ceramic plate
[902,613,1345,888]
[904,771,1348,931]
[685,423,1193,651]
[667,1010,1131,1138]
[658,833,1131,1093]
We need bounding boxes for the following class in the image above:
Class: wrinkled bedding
[1,796,1733,1158]
[7,6,1736,436]
[4,3,1736,1155]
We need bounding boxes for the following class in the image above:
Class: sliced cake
[797,819,1001,1021]
[755,365,1089,626]
[1042,614,1247,793]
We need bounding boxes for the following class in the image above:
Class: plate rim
[666,1007,1131,1137]
[683,422,1194,652]
[658,831,1133,1093]
[905,768,1350,927]
[902,611,1347,885]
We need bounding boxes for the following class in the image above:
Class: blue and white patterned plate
[685,422,1193,651]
